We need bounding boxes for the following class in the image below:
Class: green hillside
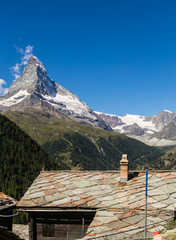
[5,108,164,170]
[147,147,176,170]
[0,114,58,200]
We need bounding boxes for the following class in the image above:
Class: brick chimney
[120,154,129,182]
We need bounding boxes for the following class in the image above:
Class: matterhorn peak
[0,56,112,131]
[28,56,47,73]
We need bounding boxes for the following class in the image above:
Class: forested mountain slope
[147,147,176,170]
[0,114,58,200]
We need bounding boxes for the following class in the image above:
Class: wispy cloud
[0,79,8,96]
[11,44,34,81]
[11,63,21,81]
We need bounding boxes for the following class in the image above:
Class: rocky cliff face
[96,111,176,146]
[153,110,176,131]
[153,118,176,140]
[0,56,112,131]
[96,112,124,128]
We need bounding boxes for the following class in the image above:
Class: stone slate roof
[0,192,17,211]
[17,171,176,239]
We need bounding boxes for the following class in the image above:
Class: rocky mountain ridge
[96,111,176,146]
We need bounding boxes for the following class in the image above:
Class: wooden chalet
[17,156,176,240]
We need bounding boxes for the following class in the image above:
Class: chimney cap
[120,154,129,163]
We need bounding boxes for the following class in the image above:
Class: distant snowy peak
[96,111,176,146]
[0,56,112,131]
[163,110,173,113]
[97,112,156,132]
[153,110,176,131]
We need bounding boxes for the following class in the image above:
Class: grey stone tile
[148,189,166,196]
[29,191,44,199]
[96,210,115,217]
[124,214,143,224]
[44,192,62,202]
[153,194,170,201]
[160,184,176,194]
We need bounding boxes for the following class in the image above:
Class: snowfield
[114,114,157,132]
[0,90,29,107]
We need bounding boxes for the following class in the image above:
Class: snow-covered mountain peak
[163,110,173,113]
[7,55,56,97]
[29,56,46,73]
[0,56,112,131]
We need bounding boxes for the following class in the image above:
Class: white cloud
[25,45,33,54]
[0,79,9,96]
[11,44,34,81]
[21,45,34,65]
[11,63,21,81]
[14,45,24,54]
[11,63,21,74]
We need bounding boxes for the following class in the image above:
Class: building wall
[28,211,96,240]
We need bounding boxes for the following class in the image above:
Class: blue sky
[0,0,176,116]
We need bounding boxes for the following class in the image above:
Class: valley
[5,108,164,171]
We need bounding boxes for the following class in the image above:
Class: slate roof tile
[18,199,35,207]
[33,196,48,206]
[124,214,143,224]
[29,191,44,199]
[44,192,61,202]
[153,194,170,201]
[161,185,176,194]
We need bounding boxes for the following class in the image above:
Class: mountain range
[96,110,176,146]
[0,56,175,147]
